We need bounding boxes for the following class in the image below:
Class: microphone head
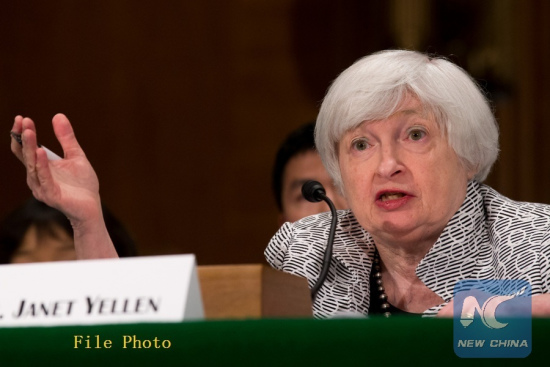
[302,180,326,203]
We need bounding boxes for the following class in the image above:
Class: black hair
[0,198,137,263]
[272,121,316,211]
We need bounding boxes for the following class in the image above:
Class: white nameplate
[0,254,204,327]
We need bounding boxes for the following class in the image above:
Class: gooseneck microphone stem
[309,192,337,301]
[301,180,339,301]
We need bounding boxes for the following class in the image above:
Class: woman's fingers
[437,299,454,317]
[10,115,24,161]
[21,117,39,167]
[21,129,40,189]
[34,147,57,204]
[52,113,83,159]
[16,117,52,200]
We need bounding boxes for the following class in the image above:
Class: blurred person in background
[272,122,348,225]
[0,197,136,264]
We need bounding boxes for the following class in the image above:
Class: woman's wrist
[69,200,119,259]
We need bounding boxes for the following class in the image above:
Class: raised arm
[10,114,118,259]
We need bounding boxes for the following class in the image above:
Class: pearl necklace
[372,249,391,317]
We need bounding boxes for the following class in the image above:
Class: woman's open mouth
[379,192,406,202]
[375,190,413,210]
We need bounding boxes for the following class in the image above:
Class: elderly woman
[265,50,550,317]
[9,50,550,317]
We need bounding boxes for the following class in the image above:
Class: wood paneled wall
[0,0,548,264]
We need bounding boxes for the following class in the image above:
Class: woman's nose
[376,144,402,178]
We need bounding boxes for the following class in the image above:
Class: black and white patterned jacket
[265,181,550,317]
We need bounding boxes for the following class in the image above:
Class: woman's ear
[461,159,478,181]
[466,166,478,181]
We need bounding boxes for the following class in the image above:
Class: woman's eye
[352,139,370,151]
[408,129,426,141]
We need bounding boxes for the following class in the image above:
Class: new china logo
[453,279,531,358]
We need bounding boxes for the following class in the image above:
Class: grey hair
[316,49,499,190]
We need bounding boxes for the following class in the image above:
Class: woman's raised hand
[10,114,118,259]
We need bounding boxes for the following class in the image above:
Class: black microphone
[301,180,338,301]
[301,180,326,203]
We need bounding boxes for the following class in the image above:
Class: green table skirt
[2,316,548,366]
